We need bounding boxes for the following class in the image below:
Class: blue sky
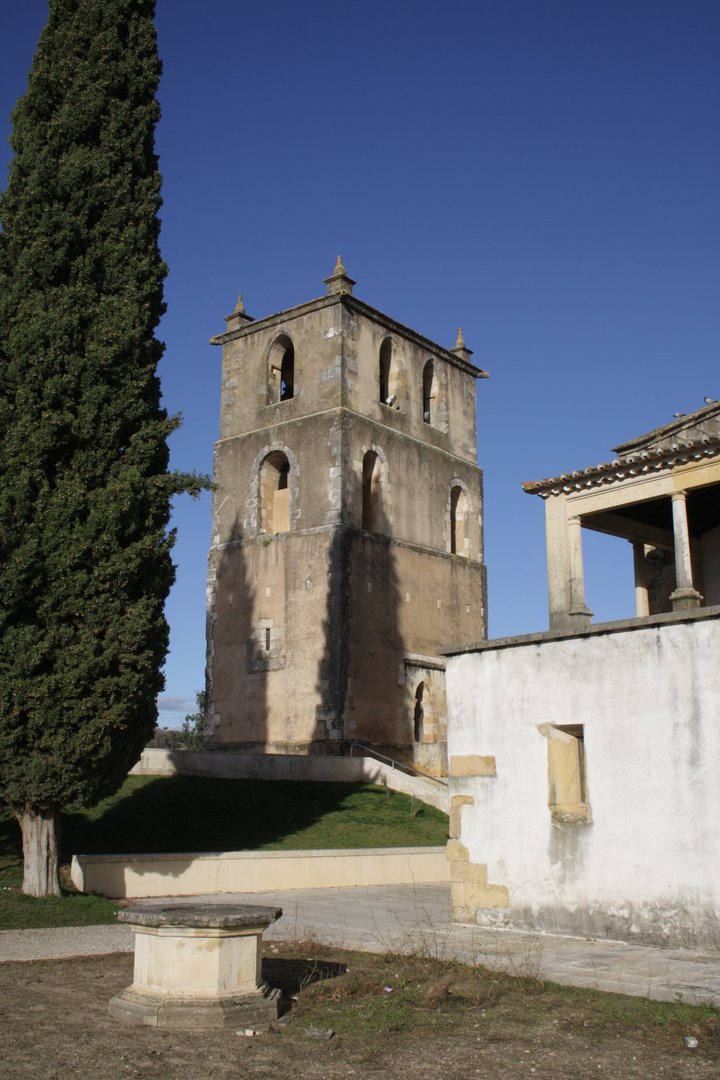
[2,1,719,726]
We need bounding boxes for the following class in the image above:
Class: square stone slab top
[116,903,283,930]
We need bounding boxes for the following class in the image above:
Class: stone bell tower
[205,260,488,772]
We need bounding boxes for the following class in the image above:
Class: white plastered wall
[446,615,720,947]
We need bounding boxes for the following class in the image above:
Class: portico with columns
[523,402,720,631]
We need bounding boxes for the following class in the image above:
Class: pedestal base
[109,982,282,1030]
[109,903,283,1031]
[670,586,703,611]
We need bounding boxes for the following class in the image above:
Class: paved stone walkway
[2,884,719,1007]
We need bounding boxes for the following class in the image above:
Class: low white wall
[131,749,449,812]
[446,613,720,948]
[71,846,448,899]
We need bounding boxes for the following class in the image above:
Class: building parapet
[441,603,720,656]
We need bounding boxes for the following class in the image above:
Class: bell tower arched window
[450,484,468,556]
[268,335,295,403]
[260,451,291,533]
[379,339,391,403]
[423,360,436,424]
[379,337,400,408]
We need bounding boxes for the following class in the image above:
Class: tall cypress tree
[0,0,203,895]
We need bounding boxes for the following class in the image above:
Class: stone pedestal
[108,903,282,1030]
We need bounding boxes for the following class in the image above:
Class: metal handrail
[349,741,448,788]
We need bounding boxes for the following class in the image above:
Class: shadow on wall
[206,512,268,752]
[313,524,352,751]
[319,464,408,757]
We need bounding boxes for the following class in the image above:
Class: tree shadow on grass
[59,774,370,859]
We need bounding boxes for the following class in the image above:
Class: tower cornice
[211,293,488,380]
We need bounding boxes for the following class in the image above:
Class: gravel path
[0,923,133,962]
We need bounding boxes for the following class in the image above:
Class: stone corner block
[446,839,470,863]
[449,794,474,839]
[450,859,488,885]
[449,754,497,778]
[451,881,509,913]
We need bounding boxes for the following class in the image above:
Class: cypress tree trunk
[18,804,61,897]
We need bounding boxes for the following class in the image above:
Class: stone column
[545,496,571,630]
[669,491,702,611]
[567,516,593,630]
[546,498,592,632]
[632,542,650,617]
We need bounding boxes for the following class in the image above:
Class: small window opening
[450,485,468,556]
[414,682,425,743]
[362,450,381,532]
[264,627,271,652]
[379,339,391,403]
[542,723,591,824]
[422,360,435,424]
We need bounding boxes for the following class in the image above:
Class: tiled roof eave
[523,439,720,499]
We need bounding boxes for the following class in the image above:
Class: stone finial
[324,255,356,296]
[450,327,473,363]
[223,291,254,332]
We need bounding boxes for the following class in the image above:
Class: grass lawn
[0,776,448,930]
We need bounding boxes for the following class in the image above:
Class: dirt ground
[1,945,718,1080]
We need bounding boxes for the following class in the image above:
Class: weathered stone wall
[347,311,477,463]
[344,411,483,555]
[207,521,485,758]
[207,529,336,751]
[207,287,486,766]
[345,532,484,753]
[217,302,347,441]
[445,610,720,948]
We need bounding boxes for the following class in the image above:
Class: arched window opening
[414,682,425,743]
[379,338,401,408]
[423,360,435,424]
[260,451,291,534]
[450,485,468,556]
[280,344,294,400]
[379,339,391,404]
[268,335,295,403]
[362,450,381,532]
